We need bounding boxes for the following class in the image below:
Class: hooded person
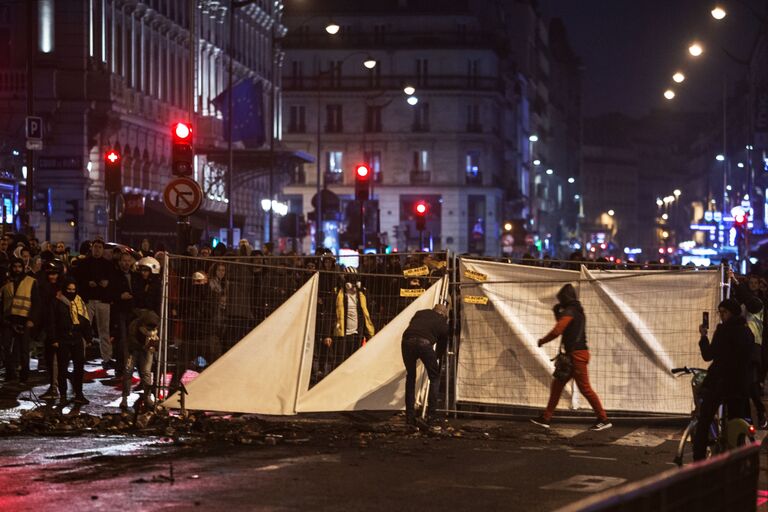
[531,283,612,431]
[692,298,753,460]
[1,257,41,383]
[51,278,92,404]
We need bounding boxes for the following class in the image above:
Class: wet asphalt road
[0,417,710,512]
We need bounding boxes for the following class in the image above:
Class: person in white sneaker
[531,284,612,432]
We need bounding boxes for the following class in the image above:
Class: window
[291,60,303,88]
[288,105,306,133]
[329,60,342,88]
[467,59,480,87]
[326,104,343,132]
[416,58,428,86]
[465,151,480,183]
[364,151,382,183]
[325,151,343,183]
[365,106,382,132]
[412,102,430,132]
[466,104,481,132]
[373,24,388,44]
[413,150,429,172]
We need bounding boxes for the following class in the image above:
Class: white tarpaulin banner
[163,273,318,415]
[297,276,447,412]
[456,259,720,414]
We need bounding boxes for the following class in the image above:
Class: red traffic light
[415,201,428,215]
[173,122,192,140]
[355,164,370,178]
[105,150,120,164]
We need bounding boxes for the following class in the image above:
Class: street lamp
[673,189,681,197]
[403,85,415,96]
[664,89,675,100]
[608,209,615,216]
[688,42,704,57]
[673,72,685,83]
[533,159,541,166]
[716,154,725,161]
[325,22,340,35]
[568,177,575,184]
[711,6,727,20]
[406,96,419,106]
[656,198,663,207]
[545,168,554,175]
[529,134,539,142]
[363,58,377,69]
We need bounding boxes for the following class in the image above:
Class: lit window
[38,0,55,53]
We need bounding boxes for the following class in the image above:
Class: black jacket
[51,296,92,344]
[403,309,449,360]
[556,284,588,352]
[699,315,752,397]
[75,256,115,302]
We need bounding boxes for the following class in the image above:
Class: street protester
[38,259,65,399]
[692,298,753,460]
[1,257,41,384]
[325,268,375,363]
[51,279,92,405]
[120,309,160,410]
[531,284,612,431]
[401,302,450,430]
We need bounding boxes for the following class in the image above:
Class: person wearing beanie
[693,298,753,460]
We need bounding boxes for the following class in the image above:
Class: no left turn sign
[163,177,203,216]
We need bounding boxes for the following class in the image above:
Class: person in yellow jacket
[1,257,41,384]
[322,268,375,364]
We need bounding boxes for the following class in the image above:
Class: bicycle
[672,366,756,466]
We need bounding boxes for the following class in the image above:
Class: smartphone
[702,312,709,329]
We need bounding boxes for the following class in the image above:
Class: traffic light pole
[107,192,116,242]
[360,200,365,249]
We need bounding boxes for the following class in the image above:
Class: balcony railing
[283,75,503,93]
[325,171,344,184]
[410,171,431,184]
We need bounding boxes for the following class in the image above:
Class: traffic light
[65,199,79,228]
[104,149,121,193]
[171,121,194,177]
[355,163,371,201]
[414,201,428,231]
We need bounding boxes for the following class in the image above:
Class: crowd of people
[0,233,447,407]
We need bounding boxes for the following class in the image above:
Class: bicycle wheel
[674,420,696,466]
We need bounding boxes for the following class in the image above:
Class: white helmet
[137,256,161,274]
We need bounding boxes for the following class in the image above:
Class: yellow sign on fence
[463,269,487,282]
[463,295,489,305]
[403,265,430,277]
[400,288,426,297]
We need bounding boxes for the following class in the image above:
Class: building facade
[280,0,582,256]
[0,0,286,250]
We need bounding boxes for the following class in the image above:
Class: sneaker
[40,387,58,400]
[590,420,613,431]
[530,416,551,429]
[72,395,90,405]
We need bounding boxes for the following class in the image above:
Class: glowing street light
[688,42,704,57]
[567,177,575,184]
[673,72,685,83]
[403,85,415,96]
[656,198,664,207]
[608,209,615,216]
[716,154,725,161]
[664,89,676,100]
[673,189,681,197]
[325,23,340,35]
[504,222,513,231]
[406,96,419,106]
[662,213,669,220]
[529,134,539,142]
[737,162,745,168]
[363,58,377,69]
[545,168,554,175]
[711,6,727,20]
[533,159,541,166]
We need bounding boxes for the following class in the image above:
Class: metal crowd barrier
[555,441,762,512]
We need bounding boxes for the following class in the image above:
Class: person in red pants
[530,284,612,431]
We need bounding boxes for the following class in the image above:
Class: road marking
[569,455,618,461]
[541,475,627,493]
[612,428,678,448]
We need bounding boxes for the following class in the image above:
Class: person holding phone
[693,298,753,460]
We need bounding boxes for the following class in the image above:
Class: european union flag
[212,79,266,147]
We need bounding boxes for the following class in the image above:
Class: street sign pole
[163,177,203,252]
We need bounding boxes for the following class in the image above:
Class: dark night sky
[539,0,763,117]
